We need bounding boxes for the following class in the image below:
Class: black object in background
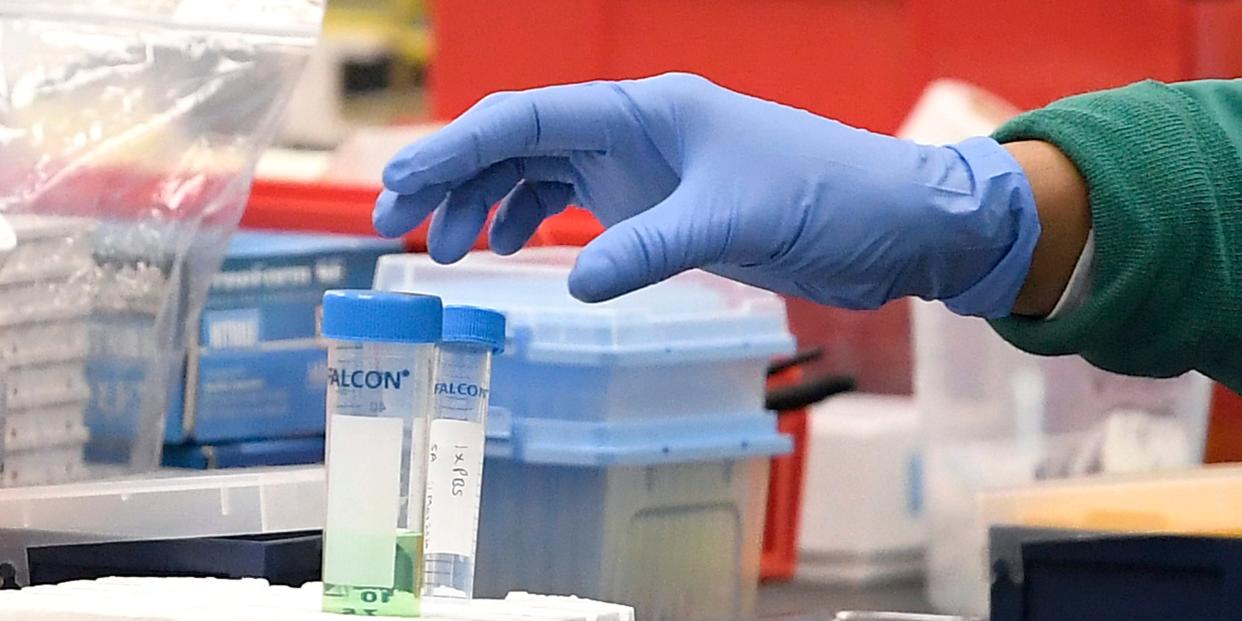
[765,374,856,412]
[162,437,325,470]
[990,528,1242,620]
[765,347,856,412]
[24,531,322,587]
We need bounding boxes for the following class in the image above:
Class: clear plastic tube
[423,339,495,599]
[421,306,503,600]
[320,291,440,617]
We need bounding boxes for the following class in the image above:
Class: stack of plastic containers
[913,300,1213,616]
[0,215,97,486]
[373,247,795,621]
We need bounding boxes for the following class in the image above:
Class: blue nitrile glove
[375,73,1040,318]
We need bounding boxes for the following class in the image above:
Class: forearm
[1004,140,1091,317]
[987,79,1242,390]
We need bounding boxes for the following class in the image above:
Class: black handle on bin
[765,373,855,412]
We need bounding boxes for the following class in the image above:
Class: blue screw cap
[442,305,505,353]
[322,289,442,343]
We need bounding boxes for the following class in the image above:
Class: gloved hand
[375,73,1040,318]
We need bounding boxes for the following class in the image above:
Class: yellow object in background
[324,0,431,68]
[981,465,1242,537]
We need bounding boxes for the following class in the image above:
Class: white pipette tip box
[0,577,629,621]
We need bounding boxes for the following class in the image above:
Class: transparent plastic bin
[913,301,1212,616]
[375,248,794,621]
[0,466,326,586]
[477,452,771,621]
[374,247,795,425]
[981,464,1242,537]
[797,394,925,585]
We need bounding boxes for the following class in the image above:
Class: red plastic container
[763,364,810,582]
[243,180,389,236]
[241,178,603,248]
[1207,384,1242,464]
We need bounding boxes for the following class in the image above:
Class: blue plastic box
[374,248,795,621]
[164,231,402,444]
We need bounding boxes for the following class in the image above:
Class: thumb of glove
[568,186,716,303]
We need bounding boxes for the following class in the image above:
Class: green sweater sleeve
[987,79,1242,391]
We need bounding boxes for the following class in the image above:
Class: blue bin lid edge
[483,412,793,466]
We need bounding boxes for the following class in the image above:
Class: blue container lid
[481,408,792,466]
[322,289,442,343]
[443,306,505,353]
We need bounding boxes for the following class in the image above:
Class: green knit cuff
[987,80,1240,378]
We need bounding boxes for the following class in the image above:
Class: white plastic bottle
[423,305,505,599]
[320,290,442,617]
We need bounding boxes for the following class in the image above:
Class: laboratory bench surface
[757,577,932,618]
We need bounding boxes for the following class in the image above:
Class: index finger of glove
[382,82,623,194]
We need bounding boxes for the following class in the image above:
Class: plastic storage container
[374,248,795,621]
[0,466,326,586]
[798,394,925,585]
[913,301,1213,616]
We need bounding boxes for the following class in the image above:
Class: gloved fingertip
[382,141,470,192]
[372,191,408,238]
[380,160,407,191]
[489,189,539,256]
[428,243,467,265]
[487,217,523,257]
[372,210,404,239]
[489,230,525,256]
[568,251,623,303]
[372,186,448,238]
[427,229,472,264]
[381,152,431,191]
[426,206,476,265]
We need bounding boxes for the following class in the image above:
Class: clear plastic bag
[0,0,323,486]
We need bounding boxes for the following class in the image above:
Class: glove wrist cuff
[939,136,1042,318]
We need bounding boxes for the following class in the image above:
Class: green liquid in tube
[322,530,424,616]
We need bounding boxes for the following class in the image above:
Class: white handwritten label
[424,418,485,557]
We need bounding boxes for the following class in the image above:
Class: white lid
[0,466,324,536]
[373,248,794,365]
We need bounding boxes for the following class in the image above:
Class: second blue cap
[322,289,442,343]
[442,305,505,353]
